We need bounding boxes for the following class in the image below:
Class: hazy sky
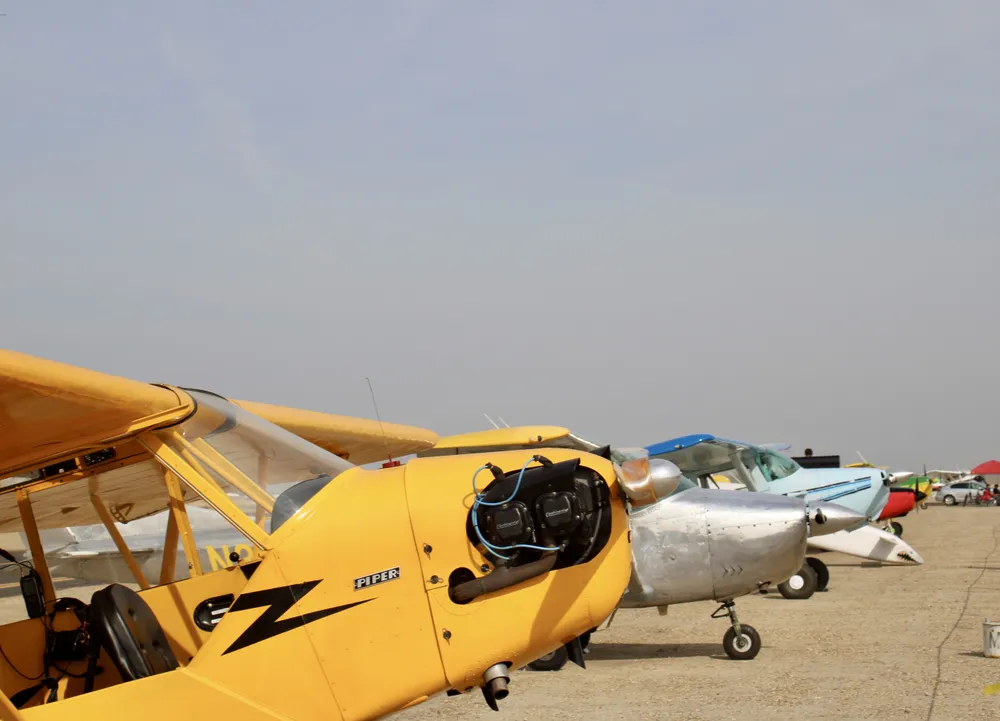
[3,2,998,472]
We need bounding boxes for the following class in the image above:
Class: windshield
[152,390,355,535]
[736,448,800,488]
[738,449,769,489]
[758,450,800,481]
[649,441,734,475]
[649,440,799,492]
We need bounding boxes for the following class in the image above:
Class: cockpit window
[649,442,733,474]
[759,450,800,481]
[650,441,800,493]
[737,449,800,486]
[738,449,769,489]
[270,475,334,532]
[151,390,354,536]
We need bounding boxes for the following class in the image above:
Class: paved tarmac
[3,504,998,720]
[397,505,1000,720]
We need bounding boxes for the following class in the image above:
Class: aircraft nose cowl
[809,501,867,537]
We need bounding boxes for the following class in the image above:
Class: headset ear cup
[52,597,88,618]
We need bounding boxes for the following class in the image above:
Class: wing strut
[160,509,180,584]
[254,456,269,530]
[15,489,55,603]
[162,468,203,578]
[88,477,150,589]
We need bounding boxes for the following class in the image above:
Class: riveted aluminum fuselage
[621,488,808,606]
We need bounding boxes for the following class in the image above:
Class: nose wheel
[805,556,830,592]
[778,560,819,599]
[712,601,761,660]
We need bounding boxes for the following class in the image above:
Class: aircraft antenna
[484,413,500,429]
[366,377,394,465]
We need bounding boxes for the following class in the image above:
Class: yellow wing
[0,349,195,532]
[0,350,437,532]
[417,425,589,457]
[234,400,439,465]
[0,349,191,478]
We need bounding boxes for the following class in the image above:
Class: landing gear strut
[526,635,588,672]
[712,601,761,660]
[526,646,568,672]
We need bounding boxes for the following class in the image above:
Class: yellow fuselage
[8,450,630,721]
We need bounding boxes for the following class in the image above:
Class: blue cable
[471,457,533,505]
[471,458,561,559]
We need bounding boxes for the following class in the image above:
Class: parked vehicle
[936,480,991,506]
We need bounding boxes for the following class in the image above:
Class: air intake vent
[194,594,235,632]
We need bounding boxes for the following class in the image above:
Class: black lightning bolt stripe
[223,580,372,655]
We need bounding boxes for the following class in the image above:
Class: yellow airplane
[0,350,636,720]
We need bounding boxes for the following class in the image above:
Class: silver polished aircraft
[595,458,862,662]
[417,429,864,665]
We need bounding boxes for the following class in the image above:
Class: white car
[935,480,990,505]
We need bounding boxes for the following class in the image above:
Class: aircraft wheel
[920,502,929,510]
[723,624,761,660]
[889,521,903,537]
[805,557,830,592]
[778,563,818,600]
[527,646,568,672]
[943,495,956,506]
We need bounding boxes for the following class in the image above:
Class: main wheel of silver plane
[806,556,830,592]
[777,562,818,600]
[527,646,568,672]
[723,625,761,660]
[943,494,956,506]
[889,521,903,537]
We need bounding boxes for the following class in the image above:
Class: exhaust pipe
[483,663,510,699]
[450,554,557,603]
[481,662,511,711]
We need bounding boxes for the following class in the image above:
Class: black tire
[806,557,830,592]
[722,624,761,660]
[943,495,956,506]
[527,646,568,672]
[778,563,818,600]
[890,521,903,536]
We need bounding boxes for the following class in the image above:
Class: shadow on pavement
[586,642,729,662]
